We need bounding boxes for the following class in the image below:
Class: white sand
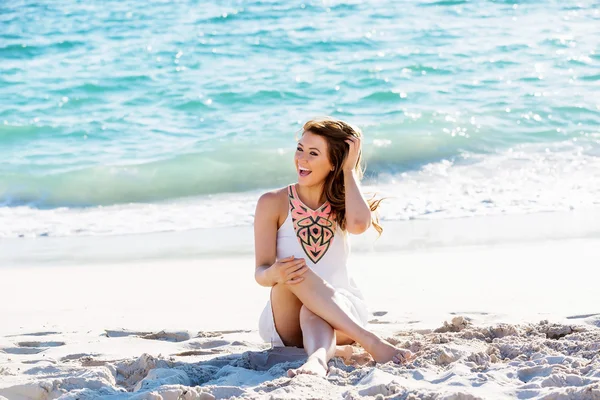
[1,238,599,399]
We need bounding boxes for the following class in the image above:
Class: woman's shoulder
[256,185,291,212]
[255,185,292,228]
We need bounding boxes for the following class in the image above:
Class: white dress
[258,184,370,347]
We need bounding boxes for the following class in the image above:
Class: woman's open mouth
[298,166,312,177]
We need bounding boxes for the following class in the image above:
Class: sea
[1,0,599,241]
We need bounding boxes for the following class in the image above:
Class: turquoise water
[1,0,599,237]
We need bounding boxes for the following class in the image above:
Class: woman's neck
[295,183,327,210]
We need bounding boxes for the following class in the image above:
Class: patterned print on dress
[288,185,336,263]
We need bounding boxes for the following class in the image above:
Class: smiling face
[295,131,334,187]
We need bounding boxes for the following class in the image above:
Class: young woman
[254,117,413,377]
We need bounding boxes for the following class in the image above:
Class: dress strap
[287,184,294,205]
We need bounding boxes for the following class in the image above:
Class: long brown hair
[302,117,383,235]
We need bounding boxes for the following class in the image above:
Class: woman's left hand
[343,135,361,172]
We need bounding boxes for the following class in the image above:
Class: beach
[2,0,600,398]
[1,219,599,399]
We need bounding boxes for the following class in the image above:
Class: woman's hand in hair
[268,256,308,285]
[343,135,361,173]
[343,134,372,234]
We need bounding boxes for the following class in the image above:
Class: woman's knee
[299,305,321,325]
[271,282,297,301]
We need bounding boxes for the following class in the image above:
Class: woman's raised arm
[343,135,371,234]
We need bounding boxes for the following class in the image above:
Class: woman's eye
[296,147,302,152]
[310,152,318,156]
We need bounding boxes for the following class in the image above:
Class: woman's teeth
[299,167,312,177]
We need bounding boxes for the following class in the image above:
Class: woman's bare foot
[287,355,328,378]
[362,334,414,364]
[335,345,374,366]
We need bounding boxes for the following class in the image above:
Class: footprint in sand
[449,311,489,316]
[172,349,224,357]
[106,329,251,343]
[357,382,402,397]
[17,341,65,348]
[6,331,60,338]
[517,364,557,383]
[171,339,233,357]
[22,359,57,364]
[105,329,192,342]
[61,353,100,362]
[187,339,230,349]
[369,311,393,324]
[2,347,46,355]
[1,341,65,355]
[196,330,251,338]
[566,313,600,319]
[141,331,192,342]
[104,329,153,338]
[368,319,393,324]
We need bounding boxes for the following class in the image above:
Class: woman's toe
[392,349,413,364]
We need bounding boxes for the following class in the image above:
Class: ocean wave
[580,74,600,82]
[361,91,410,103]
[419,0,468,7]
[2,140,599,239]
[64,77,154,94]
[0,41,86,59]
[0,123,65,142]
[2,127,598,210]
[210,90,309,105]
[0,132,470,208]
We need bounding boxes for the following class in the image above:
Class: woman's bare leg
[270,283,364,376]
[270,282,303,347]
[287,306,336,377]
[278,269,412,364]
[288,308,364,376]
